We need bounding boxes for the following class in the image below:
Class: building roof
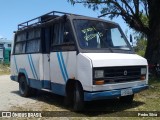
[0,38,12,44]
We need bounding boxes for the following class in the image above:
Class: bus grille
[94,66,145,84]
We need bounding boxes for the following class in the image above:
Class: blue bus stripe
[57,52,66,82]
[58,53,67,81]
[60,52,69,79]
[29,54,38,80]
[28,55,36,79]
[14,56,18,73]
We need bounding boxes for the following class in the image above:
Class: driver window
[52,20,76,51]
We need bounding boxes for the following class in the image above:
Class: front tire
[73,83,84,112]
[19,75,31,97]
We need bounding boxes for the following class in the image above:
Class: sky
[0,0,130,41]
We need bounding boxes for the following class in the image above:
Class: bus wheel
[73,83,84,112]
[19,75,31,97]
[120,94,134,103]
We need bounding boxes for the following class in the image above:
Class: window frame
[41,25,53,54]
[71,17,134,54]
[51,19,77,52]
[13,16,79,55]
[14,41,26,54]
[13,28,42,55]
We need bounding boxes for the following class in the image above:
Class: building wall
[0,39,12,63]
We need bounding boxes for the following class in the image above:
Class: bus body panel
[77,53,93,91]
[50,51,77,84]
[11,54,43,89]
[48,51,77,96]
[41,54,51,89]
[77,53,148,92]
[84,53,148,67]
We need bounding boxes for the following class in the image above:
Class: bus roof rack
[18,11,79,30]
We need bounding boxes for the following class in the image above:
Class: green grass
[0,63,10,75]
[131,78,160,111]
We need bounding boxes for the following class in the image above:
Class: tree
[134,36,147,57]
[68,0,160,64]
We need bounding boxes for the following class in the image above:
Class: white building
[0,38,12,48]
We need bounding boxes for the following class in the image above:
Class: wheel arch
[18,68,29,85]
[65,79,84,97]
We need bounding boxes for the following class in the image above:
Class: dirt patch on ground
[0,75,37,110]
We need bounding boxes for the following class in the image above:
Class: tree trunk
[145,32,160,64]
[145,0,160,64]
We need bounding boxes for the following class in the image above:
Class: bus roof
[17,11,82,31]
[17,11,118,31]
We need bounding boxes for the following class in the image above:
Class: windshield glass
[73,20,131,50]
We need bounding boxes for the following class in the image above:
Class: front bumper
[84,84,148,101]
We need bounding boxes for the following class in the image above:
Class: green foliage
[140,14,149,28]
[68,0,150,35]
[136,49,145,57]
[68,0,75,4]
[134,38,147,57]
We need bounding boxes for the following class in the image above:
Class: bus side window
[52,24,60,45]
[26,29,41,53]
[14,33,26,54]
[52,20,76,51]
[63,22,74,44]
[42,27,52,53]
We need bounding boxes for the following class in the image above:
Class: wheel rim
[20,79,26,94]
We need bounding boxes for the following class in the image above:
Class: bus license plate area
[121,88,133,96]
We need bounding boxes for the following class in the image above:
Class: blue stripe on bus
[29,54,38,80]
[27,54,36,79]
[11,75,66,96]
[59,52,69,80]
[14,56,18,73]
[57,52,66,82]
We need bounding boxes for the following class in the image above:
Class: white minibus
[11,11,148,111]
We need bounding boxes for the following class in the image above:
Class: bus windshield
[73,19,131,51]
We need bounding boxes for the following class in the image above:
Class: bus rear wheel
[73,83,84,112]
[19,75,31,97]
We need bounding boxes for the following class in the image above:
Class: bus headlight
[141,68,147,75]
[95,70,104,78]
